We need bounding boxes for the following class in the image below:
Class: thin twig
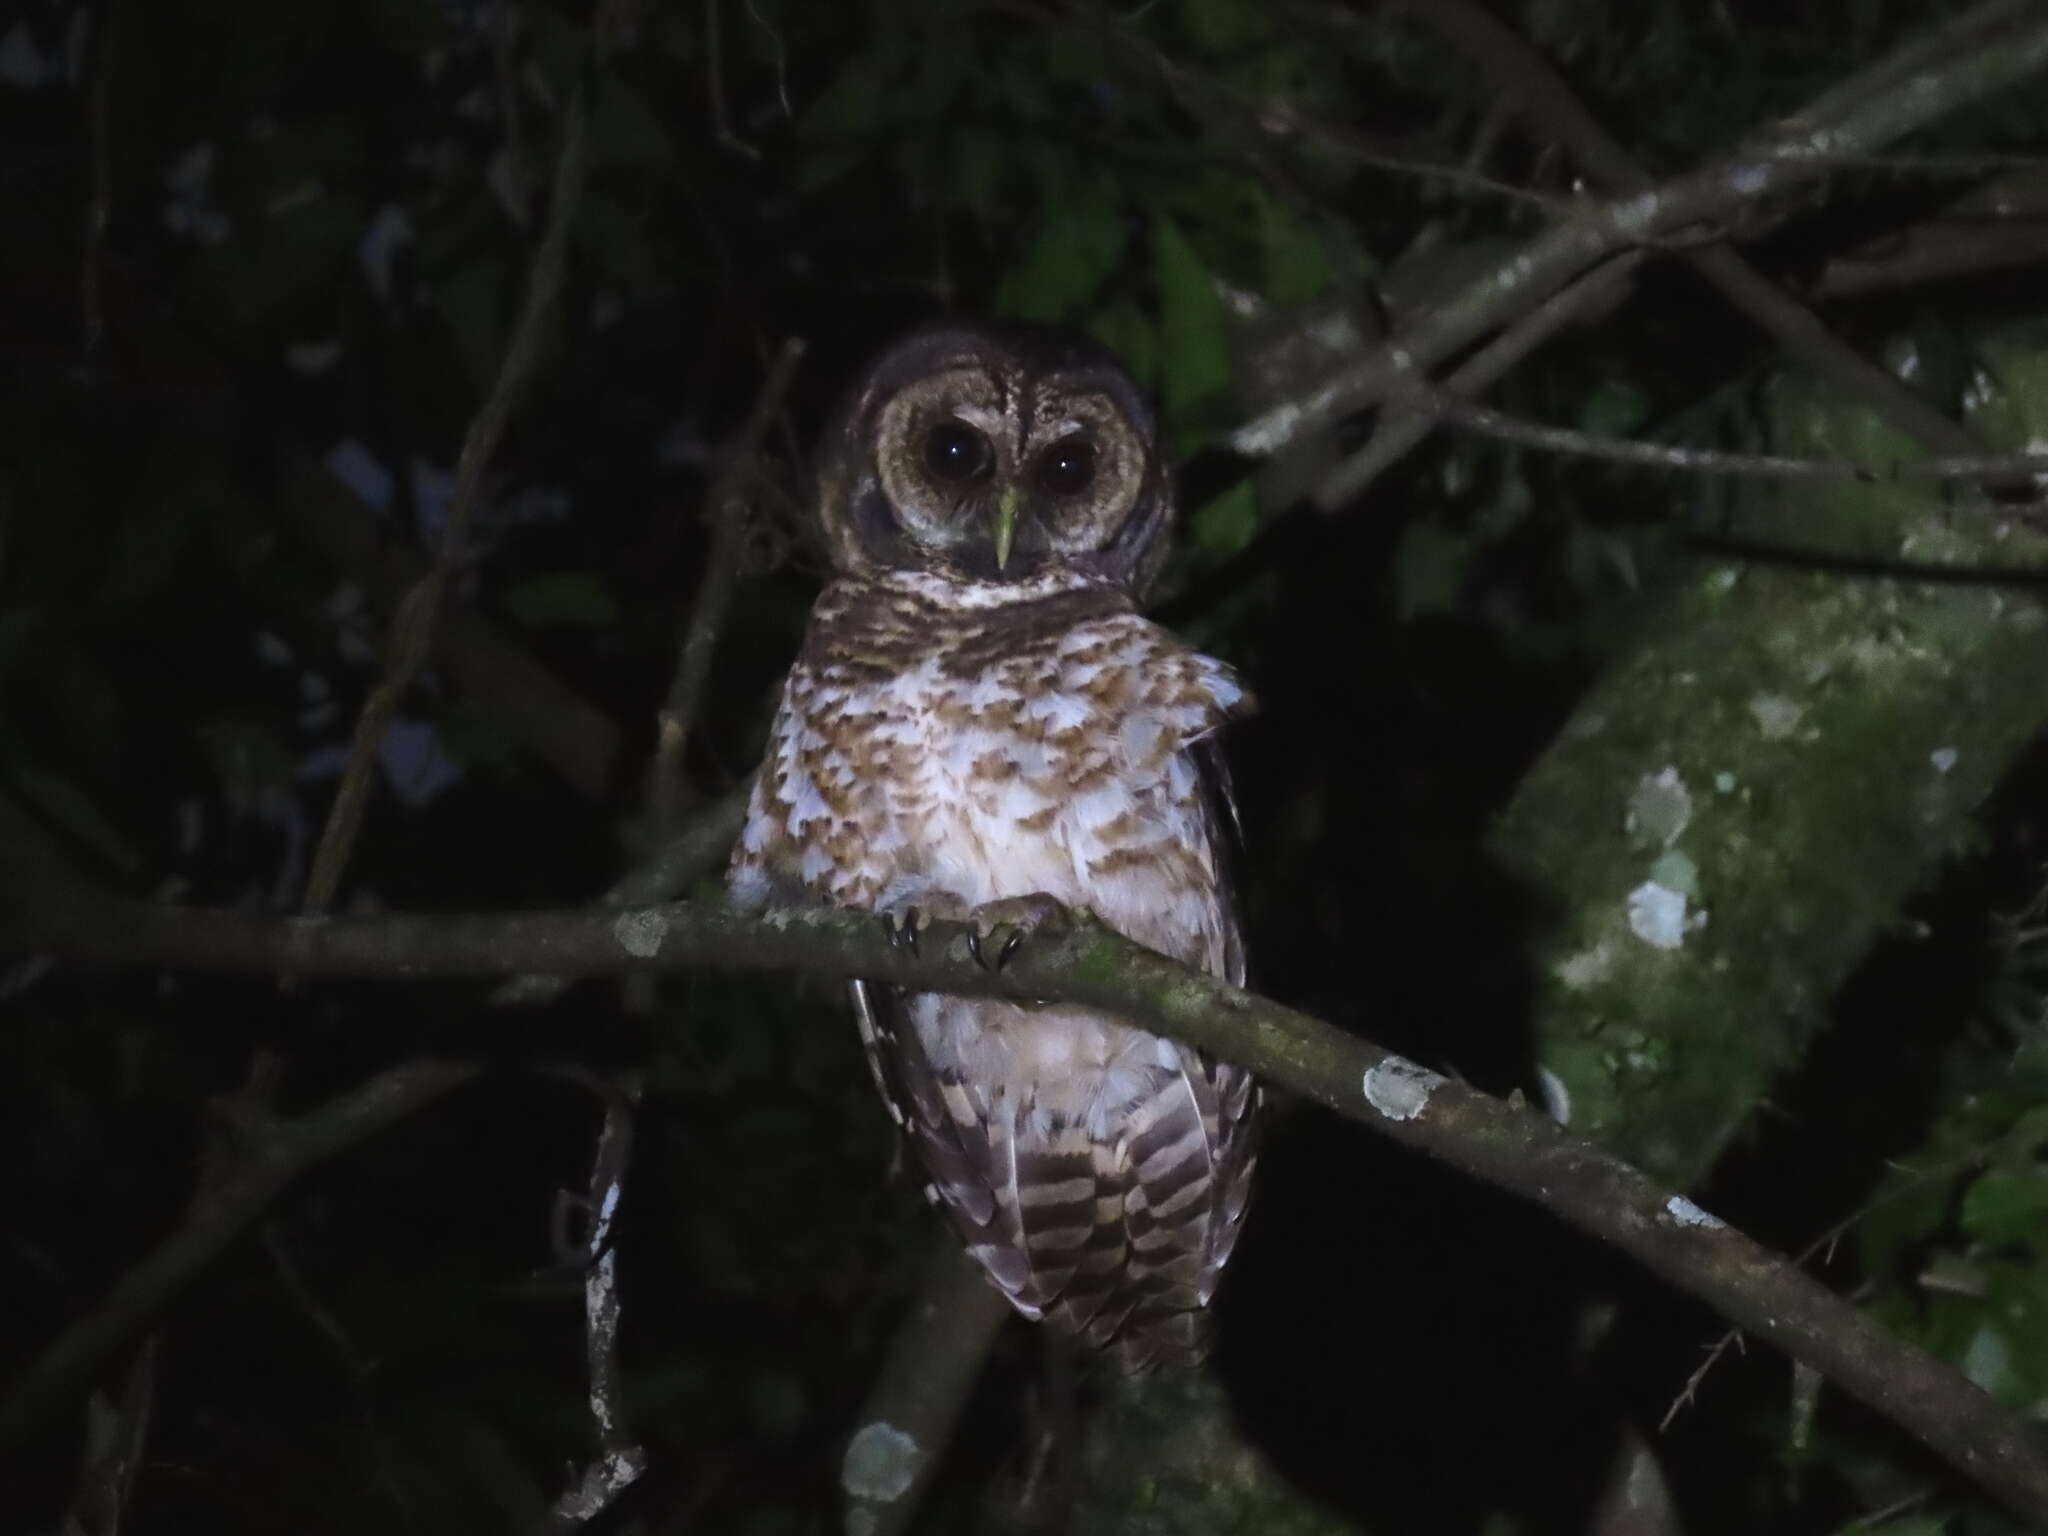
[301,82,592,913]
[1409,385,2048,485]
[1371,0,1989,486]
[1234,0,2048,470]
[704,0,762,160]
[1317,250,1644,508]
[276,453,626,803]
[646,340,805,841]
[548,1074,649,1530]
[61,1333,157,1536]
[493,778,755,1007]
[79,0,122,363]
[0,1060,480,1450]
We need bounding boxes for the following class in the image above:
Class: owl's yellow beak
[991,486,1020,572]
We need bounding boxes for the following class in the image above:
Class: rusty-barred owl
[728,323,1257,1369]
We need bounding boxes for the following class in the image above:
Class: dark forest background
[4,0,2048,1532]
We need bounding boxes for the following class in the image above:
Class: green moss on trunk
[1492,356,2048,1183]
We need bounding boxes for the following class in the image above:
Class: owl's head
[815,323,1171,592]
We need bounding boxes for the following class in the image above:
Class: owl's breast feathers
[730,567,1258,1369]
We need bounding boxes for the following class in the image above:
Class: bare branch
[647,340,805,838]
[1319,250,1644,507]
[1236,0,2048,471]
[1385,0,1992,469]
[492,777,753,1007]
[275,454,626,804]
[10,880,2048,1519]
[0,1060,480,1451]
[1408,384,2048,485]
[548,1075,649,1530]
[302,74,592,911]
[841,1240,1012,1536]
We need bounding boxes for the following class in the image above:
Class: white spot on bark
[1536,1066,1571,1126]
[1663,1195,1724,1230]
[1556,941,1617,990]
[1230,402,1303,456]
[1930,747,1958,775]
[1363,1056,1446,1121]
[611,909,668,958]
[1611,190,1661,237]
[1627,882,1689,950]
[1627,766,1692,847]
[1728,161,1769,195]
[843,1421,923,1502]
[1748,693,1805,741]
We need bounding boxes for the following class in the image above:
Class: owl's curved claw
[965,893,1067,972]
[883,908,921,957]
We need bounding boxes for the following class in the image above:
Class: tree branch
[1381,0,1992,468]
[646,340,804,838]
[302,71,592,910]
[9,886,2048,1518]
[547,1072,649,1529]
[0,1059,480,1450]
[1236,0,2048,473]
[841,1240,1012,1536]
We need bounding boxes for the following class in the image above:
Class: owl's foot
[964,893,1067,973]
[881,893,977,958]
[881,906,932,958]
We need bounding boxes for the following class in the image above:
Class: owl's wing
[1105,734,1260,1369]
[1191,732,1247,991]
[850,980,1102,1324]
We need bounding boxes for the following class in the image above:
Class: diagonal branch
[1235,0,2048,481]
[0,1058,480,1450]
[8,876,2048,1519]
[302,77,592,912]
[1383,0,1990,470]
[841,1239,1012,1536]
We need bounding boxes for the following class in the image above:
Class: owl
[728,323,1257,1369]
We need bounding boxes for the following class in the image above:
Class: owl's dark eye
[923,420,993,483]
[1033,436,1096,498]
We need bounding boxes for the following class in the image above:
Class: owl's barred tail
[997,1055,1256,1373]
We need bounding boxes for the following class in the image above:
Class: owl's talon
[967,929,990,970]
[996,927,1029,970]
[884,908,921,957]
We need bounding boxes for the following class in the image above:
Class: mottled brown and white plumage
[729,323,1257,1369]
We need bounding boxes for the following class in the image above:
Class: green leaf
[432,249,517,395]
[0,756,141,877]
[1086,302,1158,392]
[1153,216,1232,432]
[995,178,1126,324]
[1189,484,1257,561]
[1260,197,1329,307]
[588,74,675,171]
[98,494,194,608]
[1961,1170,2048,1248]
[1185,0,1265,51]
[42,650,122,767]
[499,571,623,629]
[1392,521,1470,620]
[183,193,365,335]
[1580,379,1650,440]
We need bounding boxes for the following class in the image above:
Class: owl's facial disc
[871,368,1146,582]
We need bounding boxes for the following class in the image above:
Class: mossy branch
[6,870,2048,1519]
